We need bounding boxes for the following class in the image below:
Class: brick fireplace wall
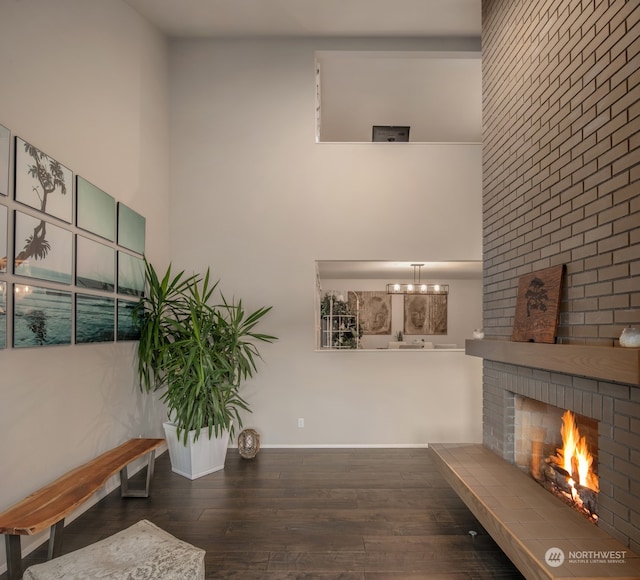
[481,0,640,550]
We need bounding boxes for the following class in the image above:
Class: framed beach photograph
[14,211,72,284]
[117,202,145,254]
[117,251,145,297]
[76,235,115,292]
[0,124,10,197]
[0,204,7,273]
[75,293,115,344]
[0,281,6,349]
[14,137,73,223]
[117,298,140,341]
[13,284,72,347]
[76,176,116,241]
[404,294,448,335]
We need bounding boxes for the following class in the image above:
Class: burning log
[543,459,573,494]
[529,410,599,523]
[576,483,598,515]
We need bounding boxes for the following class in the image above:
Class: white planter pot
[163,422,230,480]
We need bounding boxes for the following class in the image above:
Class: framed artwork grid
[13,283,72,347]
[76,235,115,292]
[117,202,145,254]
[0,124,10,197]
[14,210,72,284]
[117,299,140,341]
[0,204,7,273]
[14,137,73,223]
[75,293,115,344]
[0,281,6,348]
[1,132,148,349]
[117,251,144,297]
[76,176,115,241]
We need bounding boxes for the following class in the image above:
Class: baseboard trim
[244,443,430,449]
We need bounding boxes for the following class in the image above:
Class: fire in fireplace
[514,397,599,523]
[540,410,599,522]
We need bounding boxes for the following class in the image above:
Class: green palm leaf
[135,257,277,445]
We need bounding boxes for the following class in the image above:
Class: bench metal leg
[120,450,157,498]
[48,519,65,560]
[5,534,22,580]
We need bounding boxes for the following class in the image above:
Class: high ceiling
[123,0,481,38]
[121,1,484,276]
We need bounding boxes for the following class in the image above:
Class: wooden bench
[0,438,164,580]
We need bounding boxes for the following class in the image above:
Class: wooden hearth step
[429,443,640,580]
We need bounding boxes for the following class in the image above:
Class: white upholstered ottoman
[23,520,205,580]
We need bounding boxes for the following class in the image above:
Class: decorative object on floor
[15,137,72,223]
[512,264,564,343]
[163,422,230,480]
[22,519,205,580]
[348,290,391,335]
[135,259,276,478]
[620,327,640,348]
[237,428,260,459]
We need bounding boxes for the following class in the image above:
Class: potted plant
[319,292,361,349]
[134,258,276,479]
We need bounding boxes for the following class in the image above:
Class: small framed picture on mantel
[512,264,565,344]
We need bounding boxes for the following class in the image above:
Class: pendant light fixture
[386,263,449,295]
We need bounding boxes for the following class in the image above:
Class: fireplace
[514,396,599,522]
[481,355,640,549]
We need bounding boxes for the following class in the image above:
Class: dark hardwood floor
[5,448,524,579]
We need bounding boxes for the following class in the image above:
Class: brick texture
[482,0,640,342]
[482,0,640,550]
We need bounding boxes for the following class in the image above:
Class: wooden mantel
[465,338,640,386]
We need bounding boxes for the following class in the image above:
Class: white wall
[318,51,482,142]
[0,0,170,569]
[168,38,483,446]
